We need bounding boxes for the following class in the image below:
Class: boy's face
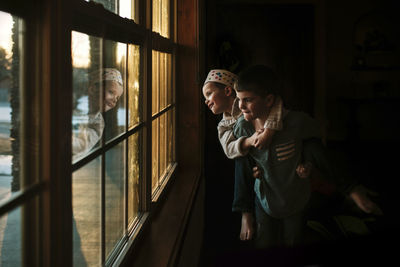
[236,90,273,121]
[104,81,123,112]
[202,82,232,115]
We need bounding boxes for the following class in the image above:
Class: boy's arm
[217,123,256,159]
[254,96,284,149]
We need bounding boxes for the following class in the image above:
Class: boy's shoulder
[233,115,253,137]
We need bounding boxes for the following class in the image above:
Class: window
[0,0,176,266]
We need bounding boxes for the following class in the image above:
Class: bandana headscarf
[89,68,123,86]
[204,69,237,88]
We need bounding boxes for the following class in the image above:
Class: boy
[233,65,382,248]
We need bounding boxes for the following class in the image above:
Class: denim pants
[232,156,305,248]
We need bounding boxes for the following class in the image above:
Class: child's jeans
[232,156,256,213]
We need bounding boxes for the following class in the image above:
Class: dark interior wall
[202,0,399,265]
[325,0,400,142]
[209,4,315,114]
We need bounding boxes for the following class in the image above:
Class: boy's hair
[236,65,279,97]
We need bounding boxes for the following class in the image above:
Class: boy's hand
[349,185,383,216]
[296,162,313,178]
[254,128,275,150]
[252,166,262,179]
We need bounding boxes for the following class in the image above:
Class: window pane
[166,53,172,105]
[151,118,159,194]
[167,108,175,167]
[0,207,22,266]
[159,113,166,182]
[71,32,103,162]
[73,158,101,266]
[105,141,125,258]
[88,0,139,22]
[153,0,169,38]
[128,132,140,227]
[128,44,140,128]
[159,53,166,110]
[104,40,126,142]
[152,50,159,115]
[0,11,24,201]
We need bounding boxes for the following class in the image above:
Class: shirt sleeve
[72,113,105,160]
[264,95,283,130]
[217,122,248,159]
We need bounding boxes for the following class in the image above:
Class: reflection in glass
[105,141,125,258]
[151,118,159,193]
[72,32,125,161]
[104,40,126,142]
[72,157,101,266]
[128,132,140,227]
[0,207,21,266]
[128,44,140,128]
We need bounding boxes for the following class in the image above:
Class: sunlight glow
[0,11,13,57]
[71,31,91,68]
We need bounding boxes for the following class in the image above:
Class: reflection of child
[202,69,285,241]
[233,65,382,248]
[72,68,123,160]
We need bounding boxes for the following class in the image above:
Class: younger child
[72,68,124,161]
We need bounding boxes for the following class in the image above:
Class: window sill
[119,167,202,267]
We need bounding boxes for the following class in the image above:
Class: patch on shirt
[275,140,295,161]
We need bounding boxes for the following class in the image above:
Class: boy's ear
[266,94,275,108]
[224,86,234,97]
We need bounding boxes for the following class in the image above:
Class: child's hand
[254,128,275,150]
[240,212,255,241]
[296,162,313,179]
[252,166,262,179]
[349,185,383,216]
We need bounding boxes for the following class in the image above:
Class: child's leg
[233,156,256,241]
[253,198,280,248]
[302,138,357,194]
[282,211,307,247]
[232,156,256,213]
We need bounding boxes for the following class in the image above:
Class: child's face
[236,90,273,121]
[104,81,123,112]
[202,82,232,115]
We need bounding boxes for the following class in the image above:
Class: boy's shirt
[218,96,284,159]
[233,110,321,218]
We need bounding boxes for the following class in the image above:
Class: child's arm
[218,122,257,159]
[253,96,284,150]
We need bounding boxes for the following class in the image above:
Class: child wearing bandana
[72,68,124,161]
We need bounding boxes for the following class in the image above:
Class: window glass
[152,50,159,115]
[105,141,125,258]
[0,11,25,201]
[128,44,140,128]
[72,158,102,266]
[128,132,140,227]
[71,32,103,162]
[104,40,126,142]
[0,207,22,266]
[151,118,159,193]
[152,0,170,38]
[87,0,138,22]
